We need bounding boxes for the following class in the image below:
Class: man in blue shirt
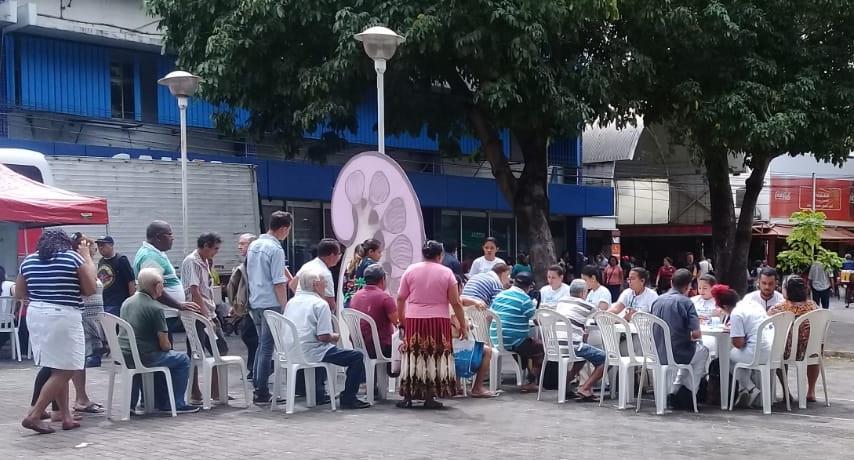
[649,268,709,402]
[490,272,541,392]
[461,263,511,308]
[843,254,854,271]
[246,211,292,403]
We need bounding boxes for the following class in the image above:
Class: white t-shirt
[616,287,659,313]
[743,290,784,311]
[698,260,713,277]
[691,295,717,317]
[283,292,334,362]
[468,256,505,277]
[585,285,612,309]
[1,280,14,297]
[295,257,335,299]
[729,299,770,349]
[539,283,571,306]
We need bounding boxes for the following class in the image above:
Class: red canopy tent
[0,163,108,227]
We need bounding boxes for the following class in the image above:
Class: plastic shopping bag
[453,339,484,379]
[391,328,403,375]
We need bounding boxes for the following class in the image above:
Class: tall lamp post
[158,70,201,252]
[354,26,405,155]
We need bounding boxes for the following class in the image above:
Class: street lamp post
[354,26,405,155]
[158,70,201,252]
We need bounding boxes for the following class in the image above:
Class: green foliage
[776,210,844,275]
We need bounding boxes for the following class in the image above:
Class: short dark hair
[269,211,293,231]
[698,274,717,286]
[362,238,382,254]
[671,268,693,290]
[548,264,565,277]
[482,237,498,247]
[758,267,778,280]
[581,264,601,282]
[317,238,341,257]
[630,267,650,283]
[145,220,171,240]
[517,253,529,265]
[422,240,444,259]
[197,232,222,249]
[783,275,808,302]
[443,240,458,253]
[491,262,511,275]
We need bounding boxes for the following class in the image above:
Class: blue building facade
[0,30,612,268]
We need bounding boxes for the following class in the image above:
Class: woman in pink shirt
[396,240,466,409]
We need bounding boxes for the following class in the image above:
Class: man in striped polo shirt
[489,271,542,392]
[461,263,511,309]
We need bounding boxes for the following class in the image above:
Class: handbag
[452,339,485,379]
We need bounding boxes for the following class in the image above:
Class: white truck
[45,155,260,273]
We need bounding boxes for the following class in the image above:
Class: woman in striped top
[17,230,97,434]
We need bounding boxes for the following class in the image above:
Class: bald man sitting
[119,268,199,414]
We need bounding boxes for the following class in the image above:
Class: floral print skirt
[399,317,457,400]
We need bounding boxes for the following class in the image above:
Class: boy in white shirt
[539,265,571,307]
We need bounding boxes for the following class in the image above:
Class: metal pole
[375,58,387,154]
[178,95,189,253]
[812,172,817,211]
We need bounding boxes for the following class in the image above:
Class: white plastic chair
[593,311,647,409]
[98,313,177,420]
[0,296,21,361]
[632,312,698,414]
[179,311,252,410]
[535,309,585,403]
[264,310,337,414]
[729,311,795,415]
[465,307,523,390]
[784,309,831,409]
[341,309,392,404]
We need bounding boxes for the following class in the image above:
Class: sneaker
[253,393,286,405]
[341,399,371,410]
[174,405,201,414]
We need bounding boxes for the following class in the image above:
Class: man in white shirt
[554,280,606,401]
[608,267,658,320]
[292,238,342,313]
[743,268,784,311]
[697,256,713,277]
[539,265,571,307]
[581,265,612,310]
[284,266,370,409]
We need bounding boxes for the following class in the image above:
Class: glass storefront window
[437,210,461,249]
[490,214,515,261]
[286,202,323,272]
[461,212,489,268]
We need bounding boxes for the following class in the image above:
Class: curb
[825,351,854,359]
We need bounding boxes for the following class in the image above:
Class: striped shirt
[490,286,535,348]
[20,250,85,309]
[461,271,503,306]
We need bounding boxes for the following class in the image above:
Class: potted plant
[776,210,843,279]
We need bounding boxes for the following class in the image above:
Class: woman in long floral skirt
[396,240,466,409]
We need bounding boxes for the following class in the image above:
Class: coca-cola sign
[770,177,852,222]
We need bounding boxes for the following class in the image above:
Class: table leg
[717,336,730,410]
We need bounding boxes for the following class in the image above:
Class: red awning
[618,224,712,237]
[0,164,108,227]
[752,224,854,242]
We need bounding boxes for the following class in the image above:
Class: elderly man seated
[284,266,371,409]
[554,279,606,402]
[119,268,198,414]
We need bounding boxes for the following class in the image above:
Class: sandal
[395,399,413,409]
[575,393,598,403]
[470,391,499,399]
[423,400,444,410]
[22,419,55,435]
[74,402,104,414]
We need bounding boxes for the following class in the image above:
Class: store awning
[752,224,854,242]
[618,224,712,237]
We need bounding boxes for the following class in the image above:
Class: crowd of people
[2,216,831,434]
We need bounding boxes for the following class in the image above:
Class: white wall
[23,0,159,34]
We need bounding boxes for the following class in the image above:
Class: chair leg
[106,370,116,420]
[636,365,647,413]
[728,368,739,411]
[537,361,546,401]
[239,362,252,408]
[780,366,791,412]
[305,368,317,408]
[513,354,523,386]
[819,357,830,407]
[121,372,133,421]
[325,365,337,411]
[686,368,698,413]
[489,352,499,393]
[161,370,177,417]
[557,360,567,404]
[760,368,772,415]
[598,365,608,407]
[202,364,213,410]
[286,367,298,415]
[186,363,196,408]
[377,364,389,400]
[218,365,229,406]
[271,365,282,412]
[796,362,807,410]
[13,330,21,362]
[142,374,156,415]
[609,367,617,400]
[617,364,629,410]
[365,360,376,405]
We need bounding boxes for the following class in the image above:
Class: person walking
[95,236,135,317]
[603,256,624,302]
[227,233,258,379]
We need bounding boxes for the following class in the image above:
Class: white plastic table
[701,326,731,410]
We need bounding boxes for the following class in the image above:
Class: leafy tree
[776,210,843,275]
[618,0,854,293]
[145,0,635,280]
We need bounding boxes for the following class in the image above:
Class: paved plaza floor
[1,333,853,459]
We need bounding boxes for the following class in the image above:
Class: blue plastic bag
[453,339,484,379]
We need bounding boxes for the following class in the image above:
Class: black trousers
[241,314,258,372]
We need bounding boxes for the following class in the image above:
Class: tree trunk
[469,109,556,283]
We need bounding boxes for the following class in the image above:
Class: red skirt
[399,317,457,400]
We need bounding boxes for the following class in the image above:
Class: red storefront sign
[770,177,854,221]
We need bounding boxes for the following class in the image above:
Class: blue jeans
[130,351,191,410]
[575,342,606,367]
[317,347,366,404]
[249,307,280,397]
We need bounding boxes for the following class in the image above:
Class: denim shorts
[575,342,606,367]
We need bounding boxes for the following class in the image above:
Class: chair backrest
[790,309,832,362]
[464,307,493,344]
[341,309,388,359]
[593,311,637,363]
[535,309,577,361]
[263,310,310,365]
[484,309,512,352]
[751,311,795,367]
[179,311,223,361]
[0,296,15,330]
[98,312,142,370]
[631,312,670,366]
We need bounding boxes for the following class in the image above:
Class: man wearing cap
[96,235,136,316]
[489,272,542,392]
[349,264,399,361]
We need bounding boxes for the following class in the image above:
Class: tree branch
[469,106,517,198]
